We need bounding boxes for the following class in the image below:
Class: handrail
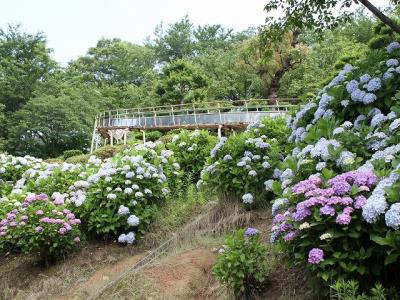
[97,98,299,117]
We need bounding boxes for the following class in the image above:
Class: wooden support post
[193,103,197,125]
[218,125,222,138]
[90,117,98,153]
[123,130,127,145]
[141,130,146,143]
[110,130,114,146]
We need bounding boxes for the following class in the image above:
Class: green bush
[200,119,286,206]
[92,145,121,160]
[63,149,84,159]
[145,130,163,142]
[166,129,217,182]
[213,228,269,298]
[65,154,90,164]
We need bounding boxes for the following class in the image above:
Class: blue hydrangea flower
[346,80,359,93]
[340,100,350,107]
[272,198,289,216]
[366,78,381,92]
[223,154,232,161]
[351,89,366,102]
[389,118,400,132]
[362,93,377,104]
[127,215,140,226]
[242,193,254,204]
[383,71,394,80]
[386,41,400,53]
[387,59,399,67]
[316,162,327,171]
[264,179,274,191]
[385,203,400,229]
[359,74,371,83]
[118,205,130,216]
[370,113,387,128]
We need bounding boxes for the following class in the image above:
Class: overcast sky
[0,0,391,64]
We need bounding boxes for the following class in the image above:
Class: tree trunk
[357,0,400,34]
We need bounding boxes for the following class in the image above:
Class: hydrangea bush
[199,116,289,206]
[213,228,269,298]
[165,129,217,182]
[0,193,82,263]
[269,41,400,287]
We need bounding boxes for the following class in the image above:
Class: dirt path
[54,253,146,300]
[143,247,218,299]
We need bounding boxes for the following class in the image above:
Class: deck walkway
[91,99,298,152]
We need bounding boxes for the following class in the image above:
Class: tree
[194,24,233,53]
[156,59,208,105]
[265,0,400,36]
[8,95,97,158]
[195,48,261,100]
[149,16,195,63]
[0,24,55,113]
[68,38,155,86]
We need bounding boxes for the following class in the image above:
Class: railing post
[193,103,197,125]
[171,106,176,125]
[218,103,222,123]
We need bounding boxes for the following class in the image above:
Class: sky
[0,0,391,64]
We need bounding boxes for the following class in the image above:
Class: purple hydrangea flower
[308,248,324,264]
[244,227,260,236]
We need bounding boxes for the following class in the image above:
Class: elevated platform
[91,99,298,151]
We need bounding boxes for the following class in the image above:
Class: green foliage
[156,59,209,105]
[200,117,289,206]
[279,28,369,98]
[7,94,95,158]
[330,280,387,300]
[65,154,90,164]
[264,0,400,37]
[92,145,122,160]
[145,131,163,142]
[166,129,217,182]
[213,228,269,298]
[68,38,155,86]
[0,25,56,113]
[63,150,84,159]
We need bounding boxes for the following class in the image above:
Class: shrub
[65,154,90,164]
[271,170,383,283]
[166,129,217,182]
[0,193,82,264]
[200,130,283,206]
[63,149,84,159]
[269,40,400,291]
[213,228,269,298]
[145,130,163,142]
[92,145,121,160]
[79,143,173,240]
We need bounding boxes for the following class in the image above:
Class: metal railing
[96,98,298,130]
